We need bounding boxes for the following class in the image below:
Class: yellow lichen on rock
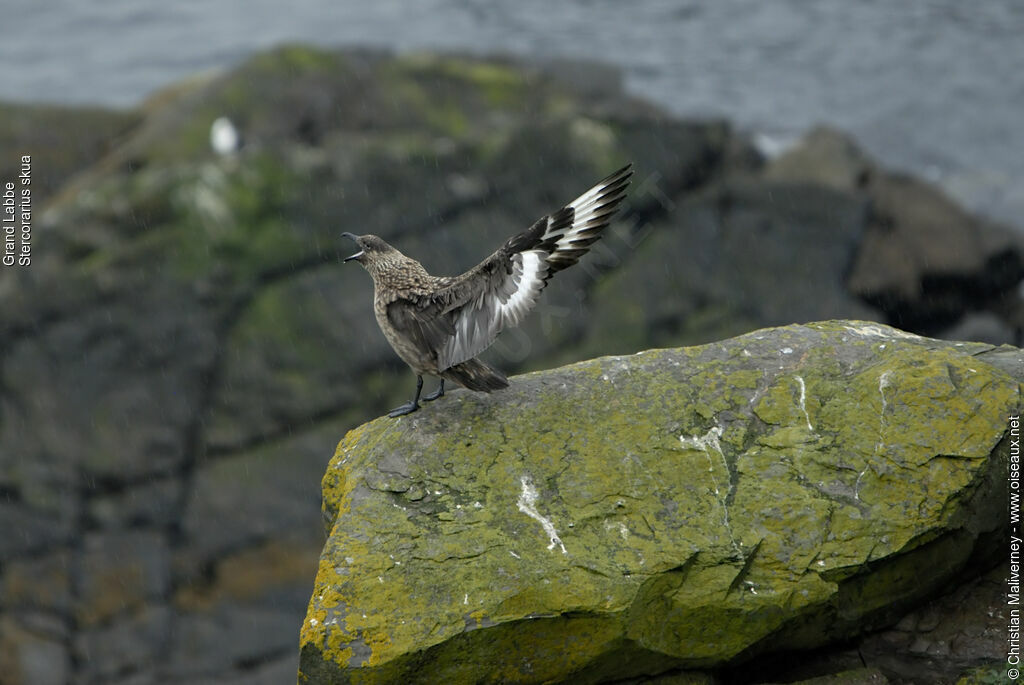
[299,321,1019,683]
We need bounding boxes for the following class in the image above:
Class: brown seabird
[343,164,633,417]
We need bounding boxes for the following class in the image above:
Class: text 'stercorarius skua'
[343,164,633,417]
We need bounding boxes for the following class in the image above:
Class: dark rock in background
[766,126,1024,338]
[0,46,1019,684]
[0,102,140,208]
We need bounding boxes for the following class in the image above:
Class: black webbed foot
[388,400,419,417]
[422,380,445,402]
[388,375,423,418]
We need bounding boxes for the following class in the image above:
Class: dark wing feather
[385,297,455,356]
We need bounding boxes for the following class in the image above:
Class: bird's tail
[442,358,509,392]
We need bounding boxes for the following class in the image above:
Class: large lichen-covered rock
[299,321,1018,684]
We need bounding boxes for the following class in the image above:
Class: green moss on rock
[299,321,1019,683]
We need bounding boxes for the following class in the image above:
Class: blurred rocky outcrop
[0,102,140,207]
[0,45,1020,684]
[766,126,1024,339]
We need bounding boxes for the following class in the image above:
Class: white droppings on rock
[516,474,567,554]
[680,427,725,489]
[680,427,742,556]
[844,322,922,340]
[857,370,893,500]
[795,376,815,432]
[604,520,629,540]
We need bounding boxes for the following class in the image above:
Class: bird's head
[341,233,400,271]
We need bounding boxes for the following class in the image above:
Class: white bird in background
[210,116,241,156]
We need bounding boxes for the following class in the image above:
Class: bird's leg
[422,379,445,402]
[388,375,423,418]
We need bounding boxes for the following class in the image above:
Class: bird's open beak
[341,232,363,262]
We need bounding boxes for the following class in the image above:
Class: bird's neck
[368,255,431,290]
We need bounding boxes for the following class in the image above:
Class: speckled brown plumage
[343,164,632,417]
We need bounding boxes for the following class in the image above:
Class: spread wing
[387,164,633,371]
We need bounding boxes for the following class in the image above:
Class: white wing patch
[439,250,549,370]
[499,250,548,328]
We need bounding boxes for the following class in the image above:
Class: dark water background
[3,0,1023,226]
